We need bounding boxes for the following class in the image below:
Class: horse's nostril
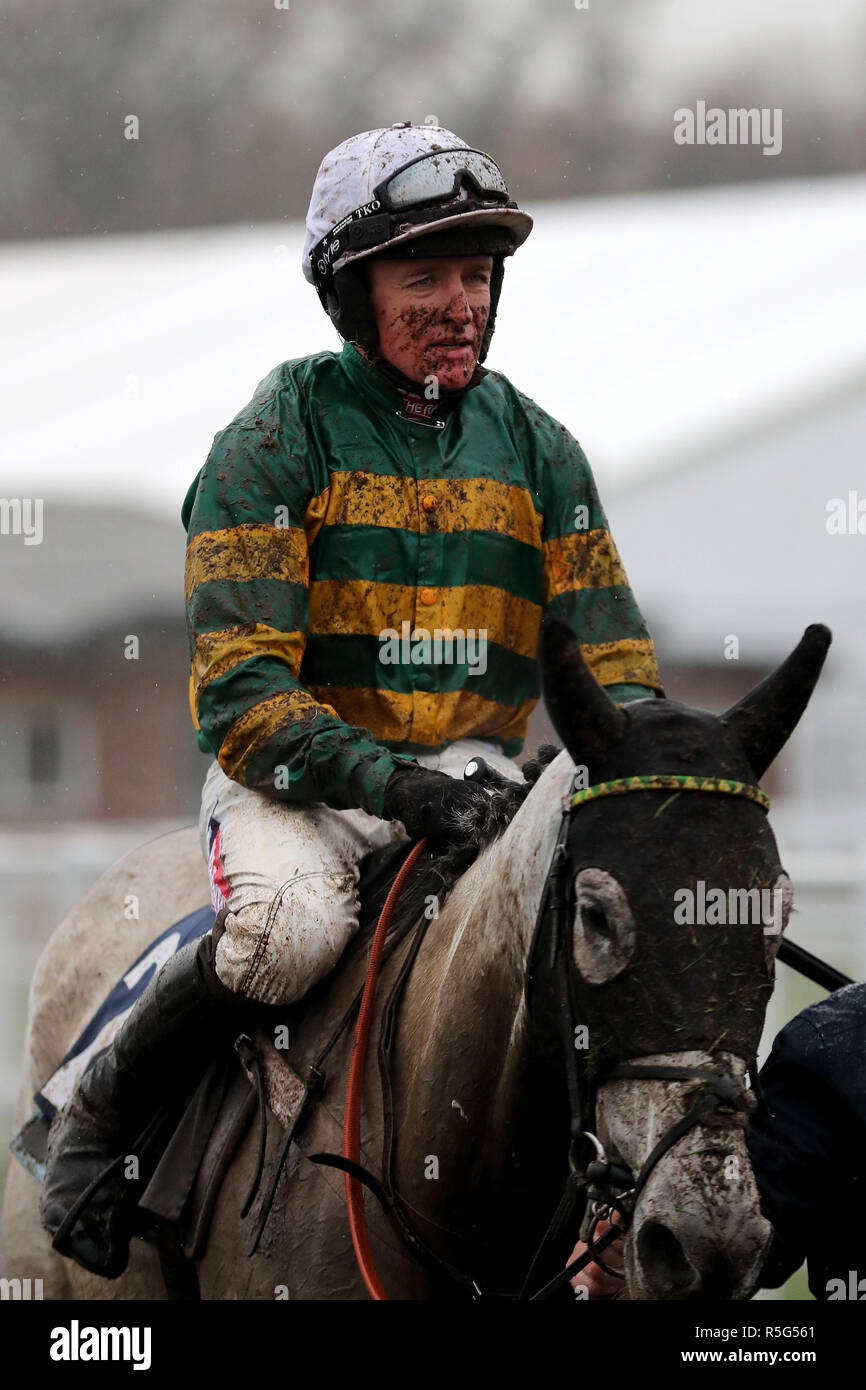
[637,1220,696,1297]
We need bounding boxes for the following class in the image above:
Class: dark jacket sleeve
[749,987,866,1297]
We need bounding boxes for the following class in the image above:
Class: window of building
[0,702,98,816]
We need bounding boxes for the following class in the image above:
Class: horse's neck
[434,750,575,1006]
[395,752,575,1207]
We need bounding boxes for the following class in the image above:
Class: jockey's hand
[567,1213,629,1300]
[383,765,494,846]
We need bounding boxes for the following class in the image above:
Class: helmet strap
[478,255,505,364]
[327,264,379,352]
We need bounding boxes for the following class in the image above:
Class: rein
[312,769,774,1301]
[343,837,428,1299]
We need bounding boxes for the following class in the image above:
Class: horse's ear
[721,624,832,779]
[539,614,627,766]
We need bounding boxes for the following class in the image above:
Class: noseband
[520,770,770,1300]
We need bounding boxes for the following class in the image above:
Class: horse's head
[529,616,831,1300]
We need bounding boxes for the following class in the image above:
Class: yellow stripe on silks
[185,524,308,604]
[307,684,539,750]
[542,529,628,602]
[308,580,542,659]
[324,471,543,545]
[581,638,662,691]
[304,686,412,743]
[304,488,330,550]
[412,689,539,750]
[218,689,340,781]
[188,672,200,731]
[191,624,306,699]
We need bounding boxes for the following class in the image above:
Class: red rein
[344,836,428,1300]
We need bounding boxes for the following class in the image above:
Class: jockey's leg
[39,929,250,1278]
[38,767,407,1278]
[200,760,407,1004]
[201,739,520,1006]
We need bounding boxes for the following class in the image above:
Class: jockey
[40,121,664,1277]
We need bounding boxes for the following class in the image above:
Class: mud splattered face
[366,254,493,389]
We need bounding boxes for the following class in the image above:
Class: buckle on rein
[570,1131,634,1277]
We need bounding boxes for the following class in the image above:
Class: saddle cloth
[10,905,214,1181]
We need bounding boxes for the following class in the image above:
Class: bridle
[520,770,770,1299]
[307,768,772,1301]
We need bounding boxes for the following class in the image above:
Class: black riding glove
[382,764,494,846]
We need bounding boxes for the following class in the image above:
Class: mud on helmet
[302,123,533,364]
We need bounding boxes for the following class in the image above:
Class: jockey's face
[366,253,493,390]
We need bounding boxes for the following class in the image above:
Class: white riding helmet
[302,122,533,362]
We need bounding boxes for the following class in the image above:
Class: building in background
[0,505,199,824]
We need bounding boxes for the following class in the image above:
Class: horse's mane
[360,743,562,938]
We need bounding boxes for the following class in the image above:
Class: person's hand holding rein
[567,1210,629,1300]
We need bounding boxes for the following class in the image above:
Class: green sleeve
[184,367,409,817]
[607,682,660,704]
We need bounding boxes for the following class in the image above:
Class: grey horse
[1,618,830,1299]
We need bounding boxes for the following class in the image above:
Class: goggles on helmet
[309,147,514,294]
[378,147,510,209]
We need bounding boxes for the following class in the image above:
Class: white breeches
[199,739,521,1005]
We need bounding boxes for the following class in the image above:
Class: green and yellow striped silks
[181,342,663,816]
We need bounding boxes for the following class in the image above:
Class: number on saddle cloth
[34,905,216,1122]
